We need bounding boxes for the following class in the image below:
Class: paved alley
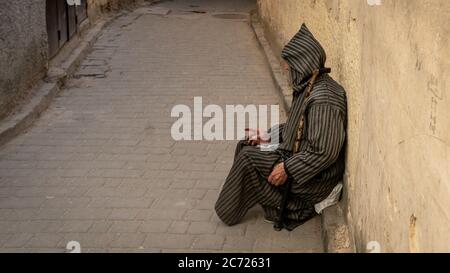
[0,0,323,252]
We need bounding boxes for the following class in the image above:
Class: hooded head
[282,24,327,91]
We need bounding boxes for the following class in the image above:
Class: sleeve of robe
[283,104,345,187]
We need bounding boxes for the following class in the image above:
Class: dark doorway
[46,0,59,58]
[77,1,88,23]
[67,4,77,39]
[46,0,88,58]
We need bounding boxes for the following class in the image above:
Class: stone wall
[0,1,48,119]
[257,0,450,252]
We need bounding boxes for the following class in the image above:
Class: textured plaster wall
[0,0,48,119]
[257,0,450,252]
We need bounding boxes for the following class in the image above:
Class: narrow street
[0,0,323,252]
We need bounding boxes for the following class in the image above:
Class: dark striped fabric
[215,24,347,228]
[281,23,327,94]
[214,141,316,226]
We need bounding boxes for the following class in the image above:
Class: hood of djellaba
[281,24,327,89]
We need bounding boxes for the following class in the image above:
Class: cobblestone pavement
[0,0,323,252]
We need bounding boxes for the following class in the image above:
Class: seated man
[215,24,347,230]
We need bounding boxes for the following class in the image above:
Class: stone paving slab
[0,0,323,253]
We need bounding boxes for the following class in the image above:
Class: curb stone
[321,204,356,253]
[0,82,58,147]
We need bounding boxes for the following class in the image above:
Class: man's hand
[245,128,271,146]
[268,163,288,187]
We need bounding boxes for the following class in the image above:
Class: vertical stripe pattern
[281,23,327,94]
[215,24,347,229]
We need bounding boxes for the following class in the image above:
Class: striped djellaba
[215,24,347,230]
